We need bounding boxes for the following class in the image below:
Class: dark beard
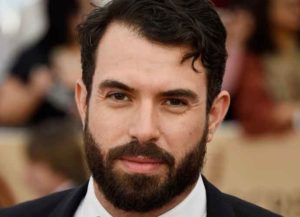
[84,124,207,212]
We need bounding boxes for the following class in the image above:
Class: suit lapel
[49,182,88,217]
[202,176,235,217]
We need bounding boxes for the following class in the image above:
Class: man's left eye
[164,98,187,106]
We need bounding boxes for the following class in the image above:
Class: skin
[76,22,229,217]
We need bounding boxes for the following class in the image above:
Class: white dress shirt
[74,176,207,217]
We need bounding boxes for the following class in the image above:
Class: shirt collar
[160,175,207,217]
[74,177,111,217]
[74,176,207,217]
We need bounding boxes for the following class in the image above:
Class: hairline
[86,20,208,101]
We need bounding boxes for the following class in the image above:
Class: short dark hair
[78,0,227,109]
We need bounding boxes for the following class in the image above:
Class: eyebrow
[159,89,199,102]
[98,80,199,102]
[98,80,135,92]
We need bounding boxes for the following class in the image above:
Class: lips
[121,156,163,164]
[119,156,164,173]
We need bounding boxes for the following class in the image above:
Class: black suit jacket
[0,177,282,217]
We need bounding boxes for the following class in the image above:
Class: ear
[207,91,230,142]
[75,80,88,127]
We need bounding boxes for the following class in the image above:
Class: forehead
[93,22,207,92]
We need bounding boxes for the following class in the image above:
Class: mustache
[107,141,175,167]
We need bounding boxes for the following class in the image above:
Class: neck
[93,180,197,217]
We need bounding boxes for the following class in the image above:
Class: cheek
[87,104,132,152]
[159,112,206,161]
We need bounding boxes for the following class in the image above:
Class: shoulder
[0,189,73,217]
[222,193,282,217]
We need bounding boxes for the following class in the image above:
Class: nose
[128,101,160,144]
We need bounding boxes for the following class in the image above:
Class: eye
[163,98,189,114]
[164,98,187,107]
[107,92,130,101]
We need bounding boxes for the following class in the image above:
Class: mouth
[118,155,164,174]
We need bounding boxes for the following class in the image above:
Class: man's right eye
[107,92,130,101]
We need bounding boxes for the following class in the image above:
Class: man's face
[76,22,228,212]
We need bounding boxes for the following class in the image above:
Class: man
[0,0,281,216]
